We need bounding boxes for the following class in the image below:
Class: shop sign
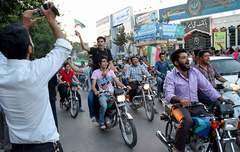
[214,32,226,50]
[181,17,210,34]
[134,23,156,41]
[96,16,109,27]
[168,38,177,44]
[159,0,240,21]
[134,10,158,27]
[112,7,131,26]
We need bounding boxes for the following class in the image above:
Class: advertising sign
[155,23,185,38]
[134,23,184,41]
[134,23,156,41]
[159,0,240,21]
[112,7,131,27]
[134,10,158,27]
[181,17,210,34]
[168,39,177,44]
[214,32,226,50]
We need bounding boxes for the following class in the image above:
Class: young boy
[91,55,130,129]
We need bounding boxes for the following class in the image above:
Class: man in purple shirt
[164,49,229,152]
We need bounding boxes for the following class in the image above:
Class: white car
[209,56,240,86]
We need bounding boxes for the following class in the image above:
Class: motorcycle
[61,81,80,118]
[215,74,240,147]
[98,87,137,148]
[130,75,155,122]
[156,101,239,152]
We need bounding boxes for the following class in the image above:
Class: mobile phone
[38,4,50,16]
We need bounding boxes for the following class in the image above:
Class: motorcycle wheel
[70,99,79,118]
[235,129,240,147]
[144,100,154,122]
[119,117,137,148]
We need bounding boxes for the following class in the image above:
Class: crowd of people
[0,3,238,152]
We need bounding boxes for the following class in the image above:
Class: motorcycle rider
[68,56,99,122]
[195,50,227,112]
[91,55,131,129]
[164,49,231,152]
[125,56,156,111]
[155,53,172,98]
[59,63,85,112]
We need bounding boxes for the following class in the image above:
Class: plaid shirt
[125,64,151,81]
[195,64,221,83]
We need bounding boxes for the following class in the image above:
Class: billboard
[134,10,158,27]
[134,23,184,41]
[181,17,210,34]
[159,0,240,21]
[112,7,131,27]
[134,23,156,41]
[155,23,185,38]
[214,32,226,50]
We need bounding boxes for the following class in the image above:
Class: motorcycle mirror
[238,73,240,78]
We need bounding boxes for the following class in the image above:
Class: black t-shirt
[48,74,58,98]
[89,47,113,70]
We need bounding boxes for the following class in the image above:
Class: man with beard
[195,50,227,112]
[0,3,69,151]
[164,49,230,152]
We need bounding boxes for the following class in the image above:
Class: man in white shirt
[0,3,71,152]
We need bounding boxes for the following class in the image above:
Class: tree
[0,0,46,29]
[113,26,136,55]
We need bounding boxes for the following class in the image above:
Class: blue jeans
[156,76,164,95]
[88,90,98,118]
[98,95,110,125]
[50,97,58,130]
[198,92,221,113]
[122,78,128,86]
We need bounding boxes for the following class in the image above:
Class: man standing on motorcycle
[155,53,172,98]
[91,55,131,129]
[164,49,231,152]
[195,50,227,112]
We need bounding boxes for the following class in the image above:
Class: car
[210,56,240,85]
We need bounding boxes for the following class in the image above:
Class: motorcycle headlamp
[117,95,125,103]
[143,83,150,90]
[223,118,238,131]
[230,83,239,91]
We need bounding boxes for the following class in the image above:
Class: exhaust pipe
[156,131,173,152]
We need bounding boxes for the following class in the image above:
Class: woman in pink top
[233,48,239,59]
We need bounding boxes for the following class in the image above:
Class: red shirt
[60,70,75,86]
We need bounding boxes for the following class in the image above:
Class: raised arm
[68,59,83,73]
[75,30,90,52]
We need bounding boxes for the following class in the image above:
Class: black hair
[97,36,106,42]
[170,49,187,65]
[159,53,165,57]
[214,50,220,54]
[98,55,108,64]
[131,56,138,62]
[0,23,32,59]
[88,56,93,60]
[64,62,70,67]
[139,58,143,61]
[229,48,234,54]
[209,46,215,51]
[39,54,46,58]
[193,49,202,57]
[198,50,210,58]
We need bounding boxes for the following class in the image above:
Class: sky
[51,0,189,46]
